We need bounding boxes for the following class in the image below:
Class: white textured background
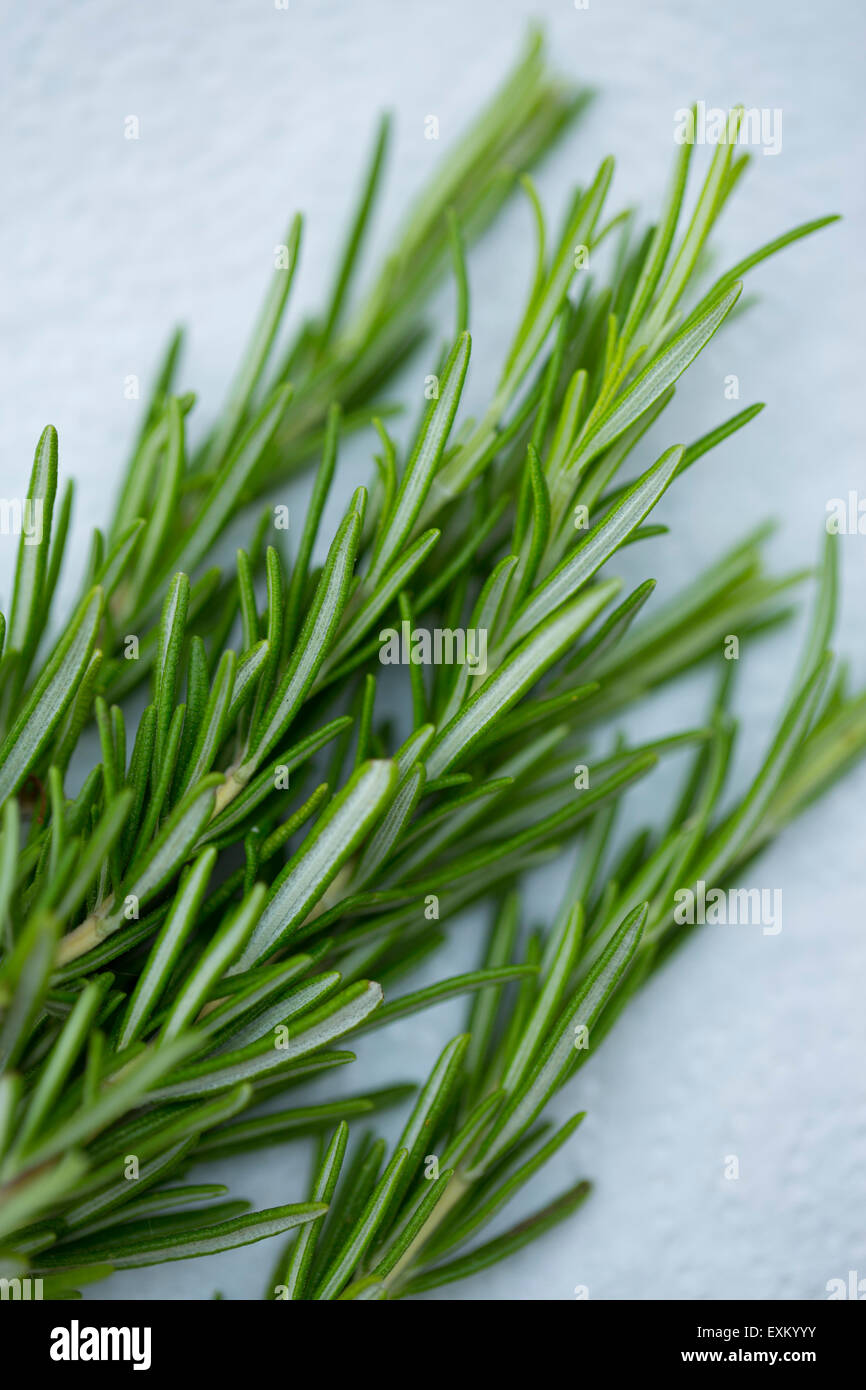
[2,0,864,1301]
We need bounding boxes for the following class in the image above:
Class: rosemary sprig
[0,42,862,1300]
[266,540,861,1301]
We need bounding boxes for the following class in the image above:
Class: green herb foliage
[0,34,861,1298]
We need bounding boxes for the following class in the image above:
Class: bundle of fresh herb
[0,33,862,1299]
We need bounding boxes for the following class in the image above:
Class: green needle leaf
[231,760,398,971]
[37,1201,327,1272]
[427,581,619,777]
[7,425,58,678]
[398,1178,591,1295]
[151,982,382,1099]
[471,902,647,1170]
[273,1120,348,1299]
[569,282,742,476]
[0,588,104,807]
[312,1146,408,1299]
[236,488,366,788]
[0,1151,90,1243]
[511,445,683,647]
[367,331,471,585]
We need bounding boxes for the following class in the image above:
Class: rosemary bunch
[0,42,863,1300]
